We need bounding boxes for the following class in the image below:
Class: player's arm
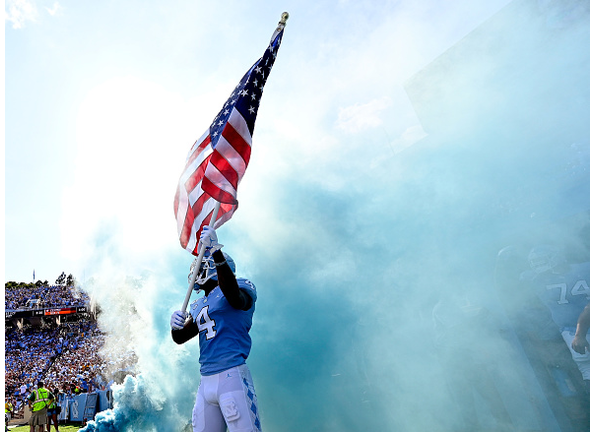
[571,303,590,354]
[200,226,252,311]
[170,311,199,344]
[212,249,253,311]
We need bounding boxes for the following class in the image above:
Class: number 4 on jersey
[197,306,216,339]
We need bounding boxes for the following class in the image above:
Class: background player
[495,244,590,431]
[571,303,590,356]
[170,226,262,432]
[522,245,590,384]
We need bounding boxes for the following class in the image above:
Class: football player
[571,303,590,355]
[524,245,590,383]
[170,226,261,432]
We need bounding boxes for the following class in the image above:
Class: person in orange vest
[27,381,54,432]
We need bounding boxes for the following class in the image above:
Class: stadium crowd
[5,284,90,310]
[4,283,136,421]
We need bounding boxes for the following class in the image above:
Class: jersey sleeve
[237,278,257,303]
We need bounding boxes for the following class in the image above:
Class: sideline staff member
[28,381,54,432]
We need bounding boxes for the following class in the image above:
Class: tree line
[5,272,77,290]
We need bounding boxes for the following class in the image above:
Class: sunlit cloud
[61,75,221,277]
[45,1,61,16]
[5,0,38,29]
[335,97,392,133]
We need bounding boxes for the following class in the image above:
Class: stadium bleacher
[4,281,136,423]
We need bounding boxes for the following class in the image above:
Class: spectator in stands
[4,284,90,310]
[5,284,137,412]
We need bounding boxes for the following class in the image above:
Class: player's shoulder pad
[571,261,590,276]
[237,278,257,301]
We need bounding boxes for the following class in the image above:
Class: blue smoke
[77,259,199,432]
[80,1,589,431]
[79,375,191,432]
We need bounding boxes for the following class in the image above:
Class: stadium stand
[5,281,136,423]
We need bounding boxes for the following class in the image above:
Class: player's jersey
[529,262,589,330]
[190,278,257,376]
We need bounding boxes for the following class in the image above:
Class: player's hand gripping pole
[181,201,221,313]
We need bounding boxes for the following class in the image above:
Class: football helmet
[528,245,562,274]
[189,252,236,289]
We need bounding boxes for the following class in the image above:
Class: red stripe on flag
[222,122,252,166]
[210,151,239,189]
[202,177,238,205]
[190,202,238,254]
[184,155,211,194]
[179,203,195,249]
[173,186,180,215]
[190,192,211,223]
[181,191,211,253]
[217,202,236,226]
[191,205,216,255]
[184,136,211,172]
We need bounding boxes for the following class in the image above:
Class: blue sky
[4,0,513,284]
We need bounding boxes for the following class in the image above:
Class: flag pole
[271,12,289,42]
[181,200,222,312]
[176,12,288,313]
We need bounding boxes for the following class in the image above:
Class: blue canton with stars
[209,29,285,149]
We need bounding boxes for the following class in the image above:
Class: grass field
[9,423,83,432]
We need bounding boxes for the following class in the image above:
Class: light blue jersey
[190,278,257,376]
[531,262,590,330]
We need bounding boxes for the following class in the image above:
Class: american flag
[174,25,285,255]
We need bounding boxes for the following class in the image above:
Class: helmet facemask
[189,254,217,291]
[188,252,236,291]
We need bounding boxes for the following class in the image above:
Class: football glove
[170,310,189,330]
[200,226,223,253]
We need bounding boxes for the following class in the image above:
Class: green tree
[55,272,66,286]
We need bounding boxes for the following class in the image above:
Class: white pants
[193,364,262,432]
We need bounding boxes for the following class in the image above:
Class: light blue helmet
[528,245,563,274]
[189,252,236,290]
